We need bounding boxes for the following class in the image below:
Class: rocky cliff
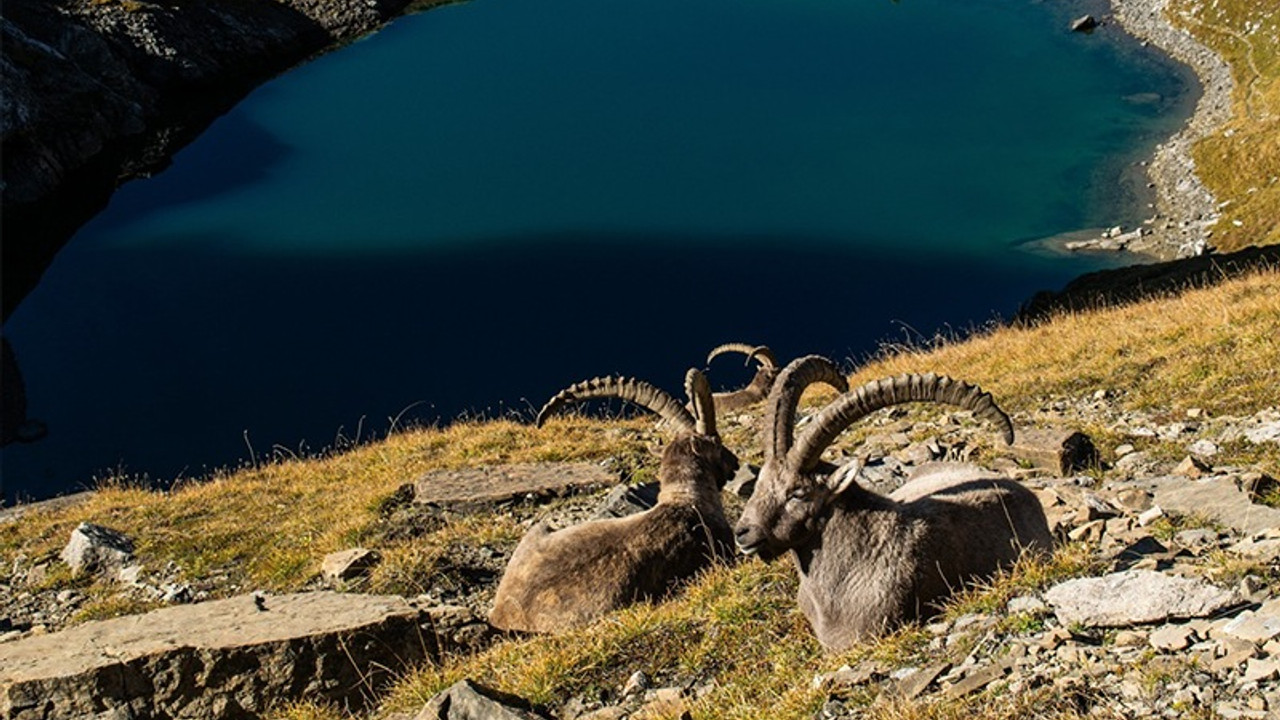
[0,0,442,319]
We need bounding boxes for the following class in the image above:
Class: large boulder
[1044,570,1240,627]
[0,592,436,718]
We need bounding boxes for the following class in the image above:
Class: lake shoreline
[1078,0,1234,259]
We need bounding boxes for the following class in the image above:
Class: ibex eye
[787,488,810,503]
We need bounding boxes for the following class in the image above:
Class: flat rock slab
[0,592,433,719]
[1044,570,1240,628]
[1149,476,1280,536]
[414,462,616,506]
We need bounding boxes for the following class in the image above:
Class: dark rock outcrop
[1,0,447,319]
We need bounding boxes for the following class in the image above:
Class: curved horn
[789,373,1014,471]
[707,342,774,368]
[685,368,717,437]
[536,376,697,435]
[748,345,778,369]
[764,355,850,463]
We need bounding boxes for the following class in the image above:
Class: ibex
[489,369,739,633]
[735,356,1053,651]
[704,343,779,412]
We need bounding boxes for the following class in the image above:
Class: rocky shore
[1070,0,1236,259]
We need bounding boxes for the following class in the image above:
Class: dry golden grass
[0,418,654,609]
[848,266,1280,417]
[1170,0,1280,252]
[369,541,1109,720]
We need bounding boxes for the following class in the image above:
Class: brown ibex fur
[489,371,738,634]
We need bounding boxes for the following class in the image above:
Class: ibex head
[537,368,738,490]
[734,357,1014,560]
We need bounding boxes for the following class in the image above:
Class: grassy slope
[1169,0,1280,251]
[3,2,1279,719]
[4,264,1276,720]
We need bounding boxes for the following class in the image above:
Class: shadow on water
[0,231,1092,502]
[86,114,294,236]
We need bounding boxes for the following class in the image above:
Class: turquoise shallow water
[2,0,1193,500]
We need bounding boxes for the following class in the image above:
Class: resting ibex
[735,356,1053,651]
[704,343,779,412]
[489,369,739,633]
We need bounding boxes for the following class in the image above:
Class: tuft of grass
[1143,511,1222,543]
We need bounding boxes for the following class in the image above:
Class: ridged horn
[685,368,717,437]
[764,355,850,463]
[707,342,776,369]
[748,345,778,369]
[536,376,697,435]
[789,373,1014,471]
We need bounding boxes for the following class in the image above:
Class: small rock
[1188,439,1219,457]
[1241,658,1280,684]
[1211,638,1259,674]
[1153,476,1280,536]
[419,679,544,720]
[622,670,649,697]
[322,548,382,583]
[1222,611,1280,643]
[593,484,660,519]
[1174,528,1219,548]
[892,661,949,699]
[1068,519,1106,543]
[1244,421,1280,444]
[1011,428,1099,475]
[1113,488,1152,513]
[1215,703,1268,720]
[60,523,135,577]
[1173,455,1212,478]
[117,564,145,585]
[1137,505,1165,527]
[828,662,885,689]
[1071,15,1099,33]
[1113,630,1147,647]
[1114,451,1154,476]
[161,583,193,604]
[1040,627,1072,650]
[1006,596,1048,615]
[943,664,1006,699]
[1239,575,1269,599]
[1149,623,1196,651]
[1078,492,1119,522]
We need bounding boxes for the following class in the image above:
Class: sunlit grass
[1169,0,1280,252]
[846,267,1280,421]
[0,418,654,606]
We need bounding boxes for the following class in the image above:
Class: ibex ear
[827,457,865,497]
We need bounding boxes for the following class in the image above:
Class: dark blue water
[1,0,1194,502]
